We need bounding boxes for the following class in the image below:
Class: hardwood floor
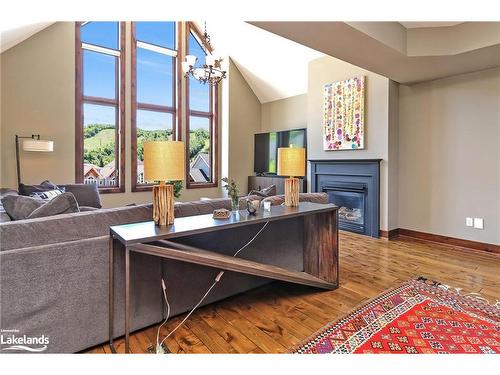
[86,231,500,354]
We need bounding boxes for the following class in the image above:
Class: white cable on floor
[155,279,170,353]
[156,220,270,352]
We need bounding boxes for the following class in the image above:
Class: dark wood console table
[108,202,338,353]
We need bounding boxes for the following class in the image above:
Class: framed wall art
[323,76,365,150]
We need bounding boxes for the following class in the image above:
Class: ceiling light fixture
[182,22,226,86]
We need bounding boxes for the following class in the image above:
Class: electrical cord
[156,221,270,352]
[155,279,170,353]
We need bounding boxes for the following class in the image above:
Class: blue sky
[82,22,211,131]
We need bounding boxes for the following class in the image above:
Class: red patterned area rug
[290,277,499,354]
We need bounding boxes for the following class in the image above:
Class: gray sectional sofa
[0,193,328,353]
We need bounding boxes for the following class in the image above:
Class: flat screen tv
[254,128,307,175]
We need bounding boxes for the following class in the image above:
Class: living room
[1,0,499,373]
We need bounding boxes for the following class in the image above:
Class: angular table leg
[125,246,130,354]
[303,210,339,286]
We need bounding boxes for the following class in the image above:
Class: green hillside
[84,124,115,167]
[84,128,115,150]
[83,124,210,168]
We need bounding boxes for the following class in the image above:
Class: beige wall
[227,60,261,193]
[261,94,307,132]
[258,56,395,230]
[399,67,500,244]
[388,80,399,230]
[1,22,257,207]
[308,56,393,230]
[1,22,75,190]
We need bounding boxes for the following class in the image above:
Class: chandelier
[182,22,227,86]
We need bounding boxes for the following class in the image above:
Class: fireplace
[324,182,367,234]
[310,159,381,237]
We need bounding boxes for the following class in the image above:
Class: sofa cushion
[248,184,277,198]
[0,204,153,251]
[261,192,329,207]
[27,193,80,219]
[1,192,80,220]
[19,181,102,209]
[60,184,102,208]
[1,194,45,220]
[0,189,19,222]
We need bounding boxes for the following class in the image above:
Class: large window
[186,22,218,188]
[131,22,180,191]
[75,22,125,192]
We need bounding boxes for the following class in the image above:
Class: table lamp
[15,134,54,187]
[277,146,305,207]
[143,141,185,226]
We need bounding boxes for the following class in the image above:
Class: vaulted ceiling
[250,22,500,84]
[204,21,323,103]
[0,22,53,53]
[2,21,499,103]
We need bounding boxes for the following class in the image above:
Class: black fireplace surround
[310,159,381,237]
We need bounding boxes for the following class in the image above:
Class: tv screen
[254,128,306,175]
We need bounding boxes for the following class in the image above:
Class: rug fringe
[435,282,499,309]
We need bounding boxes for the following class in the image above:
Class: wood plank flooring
[86,231,500,354]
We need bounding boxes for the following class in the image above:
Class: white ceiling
[205,21,323,103]
[399,22,463,29]
[0,22,53,53]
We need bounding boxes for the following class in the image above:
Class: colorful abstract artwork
[323,76,365,150]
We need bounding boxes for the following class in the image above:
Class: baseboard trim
[396,228,500,254]
[379,229,400,240]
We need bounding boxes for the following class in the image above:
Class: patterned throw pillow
[30,188,65,201]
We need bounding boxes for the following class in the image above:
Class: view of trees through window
[77,22,218,191]
[79,22,122,189]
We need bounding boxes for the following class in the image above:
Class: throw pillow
[1,195,45,220]
[0,189,20,222]
[30,188,65,201]
[1,192,80,220]
[60,184,102,208]
[28,193,80,219]
[248,184,277,198]
[19,180,60,196]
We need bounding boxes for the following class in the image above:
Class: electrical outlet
[466,217,473,227]
[473,218,484,229]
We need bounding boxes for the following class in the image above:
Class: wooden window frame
[75,22,126,193]
[131,22,182,192]
[185,22,219,189]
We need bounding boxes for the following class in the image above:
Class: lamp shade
[277,146,306,177]
[22,139,54,152]
[143,141,185,182]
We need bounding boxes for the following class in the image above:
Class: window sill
[99,186,125,194]
[132,184,154,192]
[186,182,219,189]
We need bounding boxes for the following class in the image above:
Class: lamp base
[284,177,300,207]
[152,182,174,226]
